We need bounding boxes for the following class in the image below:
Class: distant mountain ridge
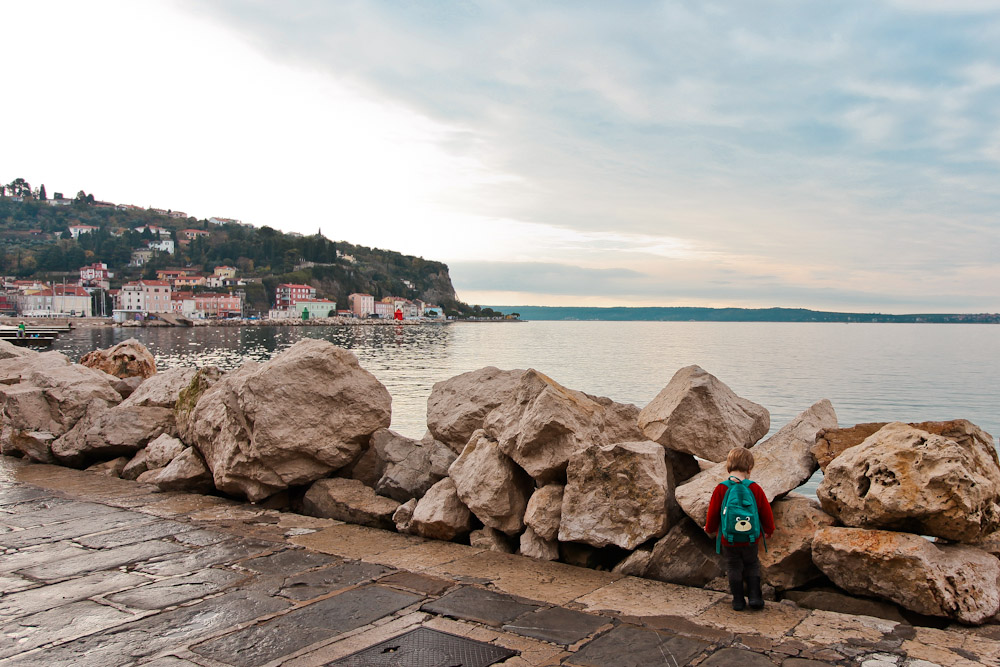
[490,306,1000,324]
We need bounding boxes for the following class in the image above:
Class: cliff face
[420,268,459,307]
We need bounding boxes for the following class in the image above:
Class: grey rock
[409,477,472,541]
[302,478,400,530]
[449,429,532,535]
[519,526,559,561]
[638,365,770,462]
[426,366,525,453]
[644,517,725,587]
[371,428,456,502]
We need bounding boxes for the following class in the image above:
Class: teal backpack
[715,476,767,554]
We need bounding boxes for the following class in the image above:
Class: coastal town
[1,262,445,323]
[0,185,466,324]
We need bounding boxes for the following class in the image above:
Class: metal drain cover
[327,627,518,666]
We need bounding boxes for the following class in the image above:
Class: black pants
[722,543,760,580]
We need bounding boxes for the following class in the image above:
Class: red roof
[277,283,313,290]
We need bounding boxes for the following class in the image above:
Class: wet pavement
[2,455,998,667]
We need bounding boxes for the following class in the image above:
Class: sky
[3,1,1000,313]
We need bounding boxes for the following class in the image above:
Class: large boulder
[524,484,564,542]
[120,366,198,409]
[0,339,37,360]
[140,447,214,494]
[638,365,770,462]
[760,494,837,591]
[426,366,525,453]
[483,369,644,484]
[643,518,725,587]
[370,429,457,502]
[816,422,1000,543]
[182,340,392,502]
[449,430,532,535]
[173,366,226,443]
[0,352,122,461]
[675,399,837,526]
[51,406,175,468]
[812,526,1000,625]
[79,339,157,379]
[302,478,400,530]
[812,419,996,472]
[408,478,473,541]
[558,440,670,550]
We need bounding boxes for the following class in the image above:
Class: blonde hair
[726,447,755,474]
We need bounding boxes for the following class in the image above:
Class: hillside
[0,189,467,315]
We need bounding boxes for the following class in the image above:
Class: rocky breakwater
[4,340,1000,628]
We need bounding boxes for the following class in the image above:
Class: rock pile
[3,337,999,626]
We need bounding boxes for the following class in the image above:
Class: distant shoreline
[486,306,1000,324]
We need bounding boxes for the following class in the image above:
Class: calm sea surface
[52,321,1000,495]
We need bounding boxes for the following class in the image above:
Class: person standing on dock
[17,321,25,339]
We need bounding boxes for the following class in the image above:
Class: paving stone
[700,647,777,666]
[2,500,141,529]
[136,538,273,576]
[422,586,541,628]
[0,511,150,549]
[430,550,621,606]
[0,570,150,619]
[783,659,840,667]
[238,547,340,575]
[378,570,455,596]
[567,624,711,667]
[74,520,193,549]
[502,606,610,646]
[190,585,423,667]
[0,541,91,574]
[277,561,394,601]
[0,573,37,594]
[576,576,724,618]
[0,486,52,506]
[641,614,735,644]
[0,599,140,659]
[169,527,232,547]
[7,590,292,666]
[106,568,245,609]
[134,657,202,666]
[17,539,187,581]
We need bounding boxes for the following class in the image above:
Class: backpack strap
[715,479,735,555]
[743,478,768,552]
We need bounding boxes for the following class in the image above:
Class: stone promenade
[2,456,997,667]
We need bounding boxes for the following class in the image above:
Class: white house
[68,225,98,239]
[147,239,176,255]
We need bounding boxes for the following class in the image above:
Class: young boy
[703,447,775,611]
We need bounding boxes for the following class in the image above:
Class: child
[703,447,775,611]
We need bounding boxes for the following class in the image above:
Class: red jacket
[704,478,775,547]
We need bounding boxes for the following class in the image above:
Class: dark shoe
[728,575,745,611]
[747,576,764,610]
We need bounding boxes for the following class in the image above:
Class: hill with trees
[0,178,468,315]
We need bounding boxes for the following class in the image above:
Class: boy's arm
[751,483,776,537]
[703,484,726,535]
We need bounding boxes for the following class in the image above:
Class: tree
[7,178,31,197]
[38,184,47,201]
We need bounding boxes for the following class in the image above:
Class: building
[295,298,336,319]
[156,269,191,282]
[213,266,237,279]
[348,293,375,317]
[79,262,114,290]
[275,283,316,309]
[115,280,172,316]
[374,301,394,319]
[173,275,206,288]
[168,211,188,219]
[208,217,240,225]
[48,197,72,207]
[129,249,154,267]
[17,285,92,317]
[134,225,172,238]
[68,224,98,239]
[147,239,175,255]
[180,229,210,240]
